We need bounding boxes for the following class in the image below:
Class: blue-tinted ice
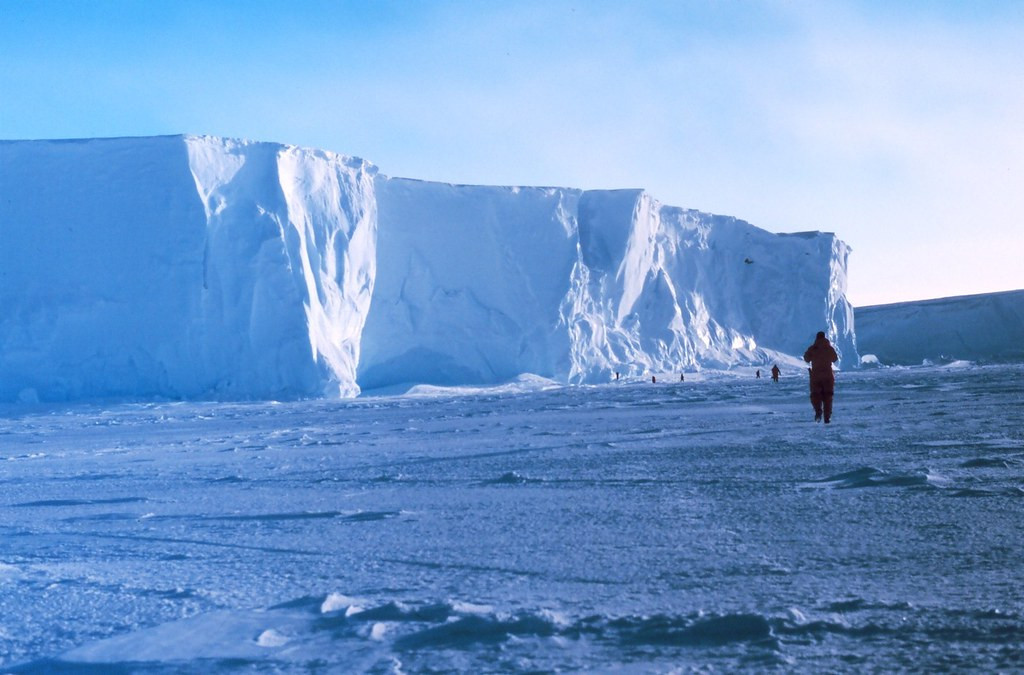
[1,364,1022,671]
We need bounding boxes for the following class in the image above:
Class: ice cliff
[856,290,1024,365]
[0,136,856,401]
[0,136,376,401]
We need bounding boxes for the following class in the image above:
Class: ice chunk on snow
[321,592,362,614]
[370,622,390,641]
[255,629,289,648]
[450,600,495,615]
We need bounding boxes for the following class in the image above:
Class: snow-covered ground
[2,364,1022,672]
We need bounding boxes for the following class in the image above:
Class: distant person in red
[771,364,780,382]
[803,331,838,423]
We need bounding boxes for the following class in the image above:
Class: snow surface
[856,289,1024,365]
[1,365,1022,671]
[1,135,855,402]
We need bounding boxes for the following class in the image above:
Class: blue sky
[2,0,1021,306]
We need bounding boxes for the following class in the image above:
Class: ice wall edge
[0,136,856,402]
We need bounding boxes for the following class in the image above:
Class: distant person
[756,369,761,379]
[771,364,780,382]
[803,331,839,423]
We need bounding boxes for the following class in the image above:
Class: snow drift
[0,135,855,401]
[856,290,1024,365]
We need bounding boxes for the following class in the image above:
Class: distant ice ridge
[856,289,1024,365]
[0,135,855,402]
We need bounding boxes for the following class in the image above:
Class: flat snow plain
[2,364,1022,672]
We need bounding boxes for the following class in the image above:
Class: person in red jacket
[803,331,839,423]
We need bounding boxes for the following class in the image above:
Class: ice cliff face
[0,136,376,401]
[856,290,1024,365]
[362,180,856,389]
[0,135,855,402]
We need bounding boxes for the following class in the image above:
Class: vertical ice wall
[361,183,857,388]
[185,137,377,398]
[0,135,855,401]
[568,190,857,377]
[0,136,376,401]
[855,289,1024,365]
[359,178,581,388]
[1,137,207,401]
[655,208,857,366]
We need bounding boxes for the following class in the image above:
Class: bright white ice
[2,364,1022,672]
[0,136,856,403]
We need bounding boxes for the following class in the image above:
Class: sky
[1,0,1021,306]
